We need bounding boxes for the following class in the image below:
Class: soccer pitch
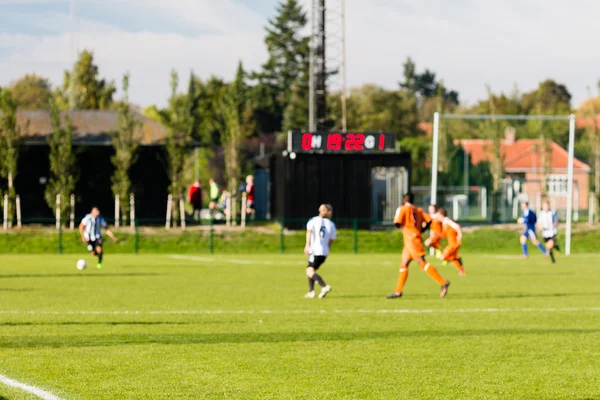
[1,253,599,399]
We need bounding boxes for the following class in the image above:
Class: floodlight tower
[309,0,347,132]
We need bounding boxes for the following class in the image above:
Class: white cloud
[1,0,599,109]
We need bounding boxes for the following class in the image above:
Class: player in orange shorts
[424,204,443,258]
[434,207,466,276]
[387,193,450,299]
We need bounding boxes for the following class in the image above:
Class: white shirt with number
[306,216,336,256]
[81,214,107,241]
[539,210,559,238]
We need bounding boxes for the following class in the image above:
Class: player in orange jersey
[424,204,443,258]
[434,207,466,276]
[387,193,450,299]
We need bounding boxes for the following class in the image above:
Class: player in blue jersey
[518,201,548,258]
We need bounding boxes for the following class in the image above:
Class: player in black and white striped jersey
[539,200,560,263]
[304,204,336,299]
[79,207,118,269]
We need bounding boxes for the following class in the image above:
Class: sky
[1,0,599,109]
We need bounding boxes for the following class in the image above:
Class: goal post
[431,112,576,256]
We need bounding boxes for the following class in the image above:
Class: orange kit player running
[424,204,443,258]
[435,207,466,276]
[387,193,450,299]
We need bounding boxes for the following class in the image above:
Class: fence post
[165,194,172,229]
[15,195,21,229]
[241,192,247,228]
[55,194,61,231]
[481,187,487,219]
[130,194,135,230]
[226,196,232,226]
[179,198,186,230]
[134,218,139,254]
[353,219,358,254]
[209,219,214,254]
[115,195,120,228]
[69,194,75,230]
[3,194,8,231]
[279,219,285,254]
[57,220,63,255]
[589,193,595,225]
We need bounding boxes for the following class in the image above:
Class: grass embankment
[0,223,598,254]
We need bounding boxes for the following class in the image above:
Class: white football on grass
[76,259,87,270]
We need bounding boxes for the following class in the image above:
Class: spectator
[209,178,220,211]
[187,179,203,221]
[219,190,231,217]
[245,175,255,218]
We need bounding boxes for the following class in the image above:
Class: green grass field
[1,252,600,399]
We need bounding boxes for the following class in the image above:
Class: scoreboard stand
[270,131,411,229]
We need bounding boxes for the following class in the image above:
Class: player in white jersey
[539,200,560,263]
[304,204,336,299]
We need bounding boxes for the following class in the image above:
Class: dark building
[269,152,411,228]
[5,110,170,221]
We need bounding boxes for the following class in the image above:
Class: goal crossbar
[431,112,577,256]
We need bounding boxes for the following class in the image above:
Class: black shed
[270,152,411,228]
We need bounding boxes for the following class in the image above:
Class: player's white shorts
[523,228,537,241]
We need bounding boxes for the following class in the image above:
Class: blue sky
[1,0,599,109]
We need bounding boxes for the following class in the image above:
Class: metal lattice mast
[309,0,347,132]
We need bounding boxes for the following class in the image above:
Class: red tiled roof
[459,138,590,173]
[577,115,600,130]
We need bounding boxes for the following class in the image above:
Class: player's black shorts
[87,238,103,252]
[307,255,327,270]
[543,236,557,243]
[247,200,255,210]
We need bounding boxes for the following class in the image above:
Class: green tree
[110,73,142,223]
[0,89,21,224]
[399,57,459,107]
[255,0,309,132]
[9,74,52,109]
[56,50,116,110]
[221,62,256,198]
[45,100,77,221]
[338,84,418,137]
[164,71,189,223]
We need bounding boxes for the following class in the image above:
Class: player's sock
[549,250,556,263]
[521,243,528,256]
[452,260,464,272]
[536,243,548,255]
[395,267,408,293]
[421,262,446,286]
[308,277,315,292]
[98,252,103,264]
[313,273,326,288]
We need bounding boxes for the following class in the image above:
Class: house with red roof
[459,129,591,211]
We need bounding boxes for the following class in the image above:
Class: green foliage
[110,73,142,220]
[254,0,309,132]
[400,57,459,106]
[56,49,116,110]
[164,71,190,212]
[338,84,418,137]
[0,89,20,223]
[221,62,256,195]
[44,99,77,219]
[9,74,52,110]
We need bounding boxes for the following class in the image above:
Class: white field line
[1,307,600,316]
[0,374,61,400]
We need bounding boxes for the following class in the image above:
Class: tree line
[1,0,599,221]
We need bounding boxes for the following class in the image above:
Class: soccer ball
[76,259,87,271]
